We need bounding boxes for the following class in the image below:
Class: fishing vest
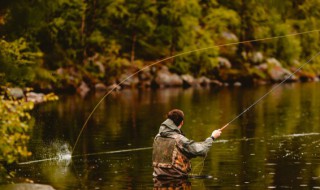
[152,134,191,174]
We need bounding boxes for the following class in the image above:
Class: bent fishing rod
[72,29,320,154]
[220,51,320,131]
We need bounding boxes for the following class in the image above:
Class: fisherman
[152,109,222,179]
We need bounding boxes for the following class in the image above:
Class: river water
[8,82,320,189]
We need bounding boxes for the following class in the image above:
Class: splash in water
[57,143,72,161]
[19,141,72,165]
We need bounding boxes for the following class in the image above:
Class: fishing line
[220,50,320,131]
[17,133,320,165]
[195,50,320,176]
[72,29,320,154]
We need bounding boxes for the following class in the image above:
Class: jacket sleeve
[177,135,214,157]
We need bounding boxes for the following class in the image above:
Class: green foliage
[41,0,86,68]
[298,0,320,59]
[270,23,302,65]
[155,0,220,76]
[0,97,33,164]
[1,0,320,86]
[0,38,43,86]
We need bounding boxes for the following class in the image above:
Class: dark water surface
[9,82,320,189]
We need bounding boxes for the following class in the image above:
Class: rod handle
[220,123,229,131]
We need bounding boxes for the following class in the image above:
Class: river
[8,82,320,189]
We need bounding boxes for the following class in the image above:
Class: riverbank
[49,55,320,97]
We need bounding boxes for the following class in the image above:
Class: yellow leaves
[0,96,33,164]
[44,93,59,102]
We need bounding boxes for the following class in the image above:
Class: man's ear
[179,121,184,128]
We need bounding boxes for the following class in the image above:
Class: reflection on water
[153,178,191,190]
[6,82,320,189]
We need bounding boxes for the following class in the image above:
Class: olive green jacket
[152,119,214,178]
[157,119,214,157]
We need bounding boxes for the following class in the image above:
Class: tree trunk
[80,0,87,63]
[131,33,136,65]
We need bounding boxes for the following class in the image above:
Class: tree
[154,0,220,76]
[299,0,320,59]
[0,38,43,86]
[0,96,34,182]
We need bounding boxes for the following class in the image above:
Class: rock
[26,92,58,103]
[250,52,264,63]
[106,83,121,91]
[153,66,183,87]
[218,57,232,69]
[267,58,282,67]
[290,64,317,82]
[26,92,45,104]
[219,32,238,55]
[95,83,108,92]
[7,87,24,99]
[118,72,139,88]
[138,67,152,81]
[266,58,297,82]
[56,67,64,75]
[181,74,195,87]
[137,67,153,88]
[0,183,55,190]
[254,79,268,85]
[211,80,223,87]
[255,63,268,71]
[233,82,242,86]
[195,76,211,87]
[77,81,90,97]
[221,32,239,42]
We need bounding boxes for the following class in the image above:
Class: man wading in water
[152,109,221,179]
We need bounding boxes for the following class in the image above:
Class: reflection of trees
[27,83,320,188]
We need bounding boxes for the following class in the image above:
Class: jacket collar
[158,119,183,136]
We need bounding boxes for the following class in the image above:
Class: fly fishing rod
[72,29,320,154]
[220,51,320,131]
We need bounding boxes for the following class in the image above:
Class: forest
[1,0,320,91]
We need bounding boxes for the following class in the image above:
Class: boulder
[218,57,232,69]
[106,83,121,91]
[181,74,195,87]
[136,67,153,88]
[138,67,152,81]
[211,80,223,87]
[7,87,24,99]
[77,81,90,97]
[118,72,139,88]
[0,183,55,190]
[153,66,183,87]
[95,83,108,92]
[26,92,45,103]
[221,31,239,42]
[255,63,268,71]
[250,52,264,63]
[233,82,242,86]
[219,32,238,55]
[195,76,212,86]
[266,58,297,82]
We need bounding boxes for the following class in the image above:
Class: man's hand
[211,129,222,139]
